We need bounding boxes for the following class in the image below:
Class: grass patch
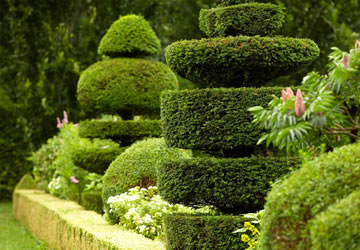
[0,202,47,250]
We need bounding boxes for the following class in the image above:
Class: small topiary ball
[102,138,190,224]
[77,58,178,119]
[98,14,161,57]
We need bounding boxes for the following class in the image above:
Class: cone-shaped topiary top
[98,14,161,57]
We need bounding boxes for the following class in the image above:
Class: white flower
[139,225,147,233]
[143,214,153,223]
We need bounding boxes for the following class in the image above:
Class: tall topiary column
[158,1,319,248]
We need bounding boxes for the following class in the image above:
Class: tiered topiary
[158,0,319,248]
[75,15,178,212]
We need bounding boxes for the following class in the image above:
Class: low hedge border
[79,120,162,146]
[164,213,247,249]
[158,156,300,214]
[13,189,165,249]
[199,3,285,37]
[161,87,282,157]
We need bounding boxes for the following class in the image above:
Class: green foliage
[107,186,214,240]
[249,45,360,153]
[77,58,178,118]
[79,119,162,146]
[234,210,263,250]
[103,138,190,224]
[0,88,31,201]
[161,87,282,157]
[216,0,253,7]
[164,213,247,249]
[81,191,103,214]
[158,157,299,214]
[98,14,161,57]
[309,189,360,250]
[14,174,37,191]
[71,139,125,174]
[259,141,360,249]
[165,36,319,88]
[199,3,285,37]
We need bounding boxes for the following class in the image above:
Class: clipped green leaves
[98,14,161,57]
[77,58,178,118]
[199,3,285,37]
[165,36,319,88]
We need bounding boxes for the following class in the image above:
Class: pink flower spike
[343,55,349,68]
[70,176,79,183]
[281,90,287,102]
[73,123,79,128]
[355,40,360,49]
[62,111,68,124]
[286,88,294,98]
[295,89,305,117]
[57,117,63,128]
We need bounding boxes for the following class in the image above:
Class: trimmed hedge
[158,156,299,214]
[259,141,360,250]
[15,174,37,190]
[103,138,191,224]
[165,213,247,249]
[165,36,319,88]
[81,191,103,214]
[199,3,285,37]
[77,58,178,119]
[98,14,161,57]
[216,0,252,7]
[161,87,282,157]
[71,139,125,174]
[309,189,360,250]
[79,120,162,146]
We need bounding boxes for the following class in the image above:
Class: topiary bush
[103,138,190,224]
[77,58,178,118]
[81,191,103,214]
[14,174,37,191]
[165,214,248,250]
[158,157,299,214]
[199,3,285,37]
[259,141,360,249]
[161,87,282,157]
[165,36,319,88]
[98,14,161,57]
[79,119,162,145]
[71,138,125,174]
[309,189,360,250]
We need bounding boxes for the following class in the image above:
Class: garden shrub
[103,138,191,224]
[161,87,282,157]
[81,191,103,214]
[165,213,247,250]
[79,119,162,145]
[98,14,161,57]
[14,174,37,190]
[259,141,360,249]
[199,3,285,37]
[158,156,299,214]
[77,58,178,118]
[165,36,319,88]
[71,138,125,174]
[309,189,360,250]
[0,88,31,201]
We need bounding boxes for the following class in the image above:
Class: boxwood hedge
[309,189,360,250]
[161,87,282,157]
[165,213,247,250]
[97,14,161,57]
[79,120,162,146]
[77,58,178,119]
[216,0,252,7]
[158,156,299,214]
[165,36,319,88]
[259,141,360,250]
[81,191,103,214]
[199,3,285,37]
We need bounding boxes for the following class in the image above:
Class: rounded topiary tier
[159,0,319,248]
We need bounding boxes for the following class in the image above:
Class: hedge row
[165,36,319,88]
[98,14,161,57]
[310,189,360,250]
[259,141,360,249]
[77,58,178,119]
[71,143,126,174]
[216,0,252,7]
[199,3,285,37]
[80,191,103,214]
[161,87,282,157]
[158,156,300,214]
[79,120,162,146]
[165,213,247,250]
